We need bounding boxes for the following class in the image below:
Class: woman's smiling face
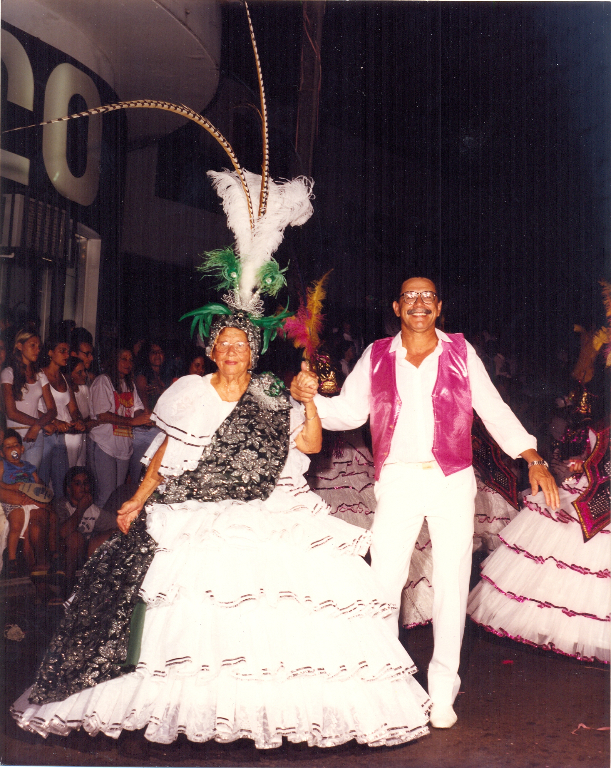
[210,328,251,377]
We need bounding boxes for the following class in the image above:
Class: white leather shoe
[429,703,458,729]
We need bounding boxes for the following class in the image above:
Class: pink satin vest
[369,334,473,479]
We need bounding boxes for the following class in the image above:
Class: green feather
[180,302,232,339]
[251,306,294,354]
[197,247,241,291]
[256,259,288,297]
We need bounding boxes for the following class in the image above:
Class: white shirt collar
[390,327,451,352]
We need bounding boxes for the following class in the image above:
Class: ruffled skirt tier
[13,498,431,748]
[473,478,519,553]
[468,488,610,663]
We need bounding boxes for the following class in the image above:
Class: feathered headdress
[572,279,611,382]
[4,2,313,360]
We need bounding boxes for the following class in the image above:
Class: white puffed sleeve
[146,375,223,477]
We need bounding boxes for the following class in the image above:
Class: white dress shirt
[315,330,536,464]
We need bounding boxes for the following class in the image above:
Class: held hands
[290,361,319,404]
[567,458,584,474]
[117,497,144,534]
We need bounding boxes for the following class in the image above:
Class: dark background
[211,1,609,376]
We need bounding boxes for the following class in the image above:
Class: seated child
[54,466,117,585]
[0,429,57,578]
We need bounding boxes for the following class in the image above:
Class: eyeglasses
[399,291,438,305]
[215,341,250,355]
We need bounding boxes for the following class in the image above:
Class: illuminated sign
[1,26,113,207]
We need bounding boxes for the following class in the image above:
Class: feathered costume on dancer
[468,284,610,663]
[10,3,432,749]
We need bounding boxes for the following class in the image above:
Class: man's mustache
[407,307,432,315]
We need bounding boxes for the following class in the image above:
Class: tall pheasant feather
[2,2,314,316]
[244,1,269,219]
[3,99,256,231]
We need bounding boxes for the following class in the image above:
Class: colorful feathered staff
[283,271,332,364]
[283,271,340,395]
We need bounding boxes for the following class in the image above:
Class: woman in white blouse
[39,336,85,496]
[1,330,56,469]
[88,347,152,508]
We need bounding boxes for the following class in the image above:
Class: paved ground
[1,583,608,768]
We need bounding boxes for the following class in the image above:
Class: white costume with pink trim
[467,430,610,663]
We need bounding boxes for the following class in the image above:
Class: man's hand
[290,361,319,403]
[528,464,560,509]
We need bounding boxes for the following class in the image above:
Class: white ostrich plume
[208,170,314,307]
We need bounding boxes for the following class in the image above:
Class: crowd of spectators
[0,318,208,601]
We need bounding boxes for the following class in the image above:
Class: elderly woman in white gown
[12,311,431,749]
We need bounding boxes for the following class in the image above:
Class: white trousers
[372,461,476,706]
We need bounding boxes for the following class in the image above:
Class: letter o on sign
[43,63,102,206]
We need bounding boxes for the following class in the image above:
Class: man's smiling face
[393,277,442,335]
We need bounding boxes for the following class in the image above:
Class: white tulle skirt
[12,497,431,748]
[468,482,610,663]
[472,477,519,553]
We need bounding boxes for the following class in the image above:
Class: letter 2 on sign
[0,29,34,186]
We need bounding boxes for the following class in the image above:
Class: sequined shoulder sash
[159,372,291,504]
[27,516,156,705]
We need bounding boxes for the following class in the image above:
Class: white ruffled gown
[472,472,520,553]
[467,430,610,663]
[12,375,431,748]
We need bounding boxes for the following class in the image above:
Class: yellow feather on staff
[598,279,611,367]
[283,270,333,363]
